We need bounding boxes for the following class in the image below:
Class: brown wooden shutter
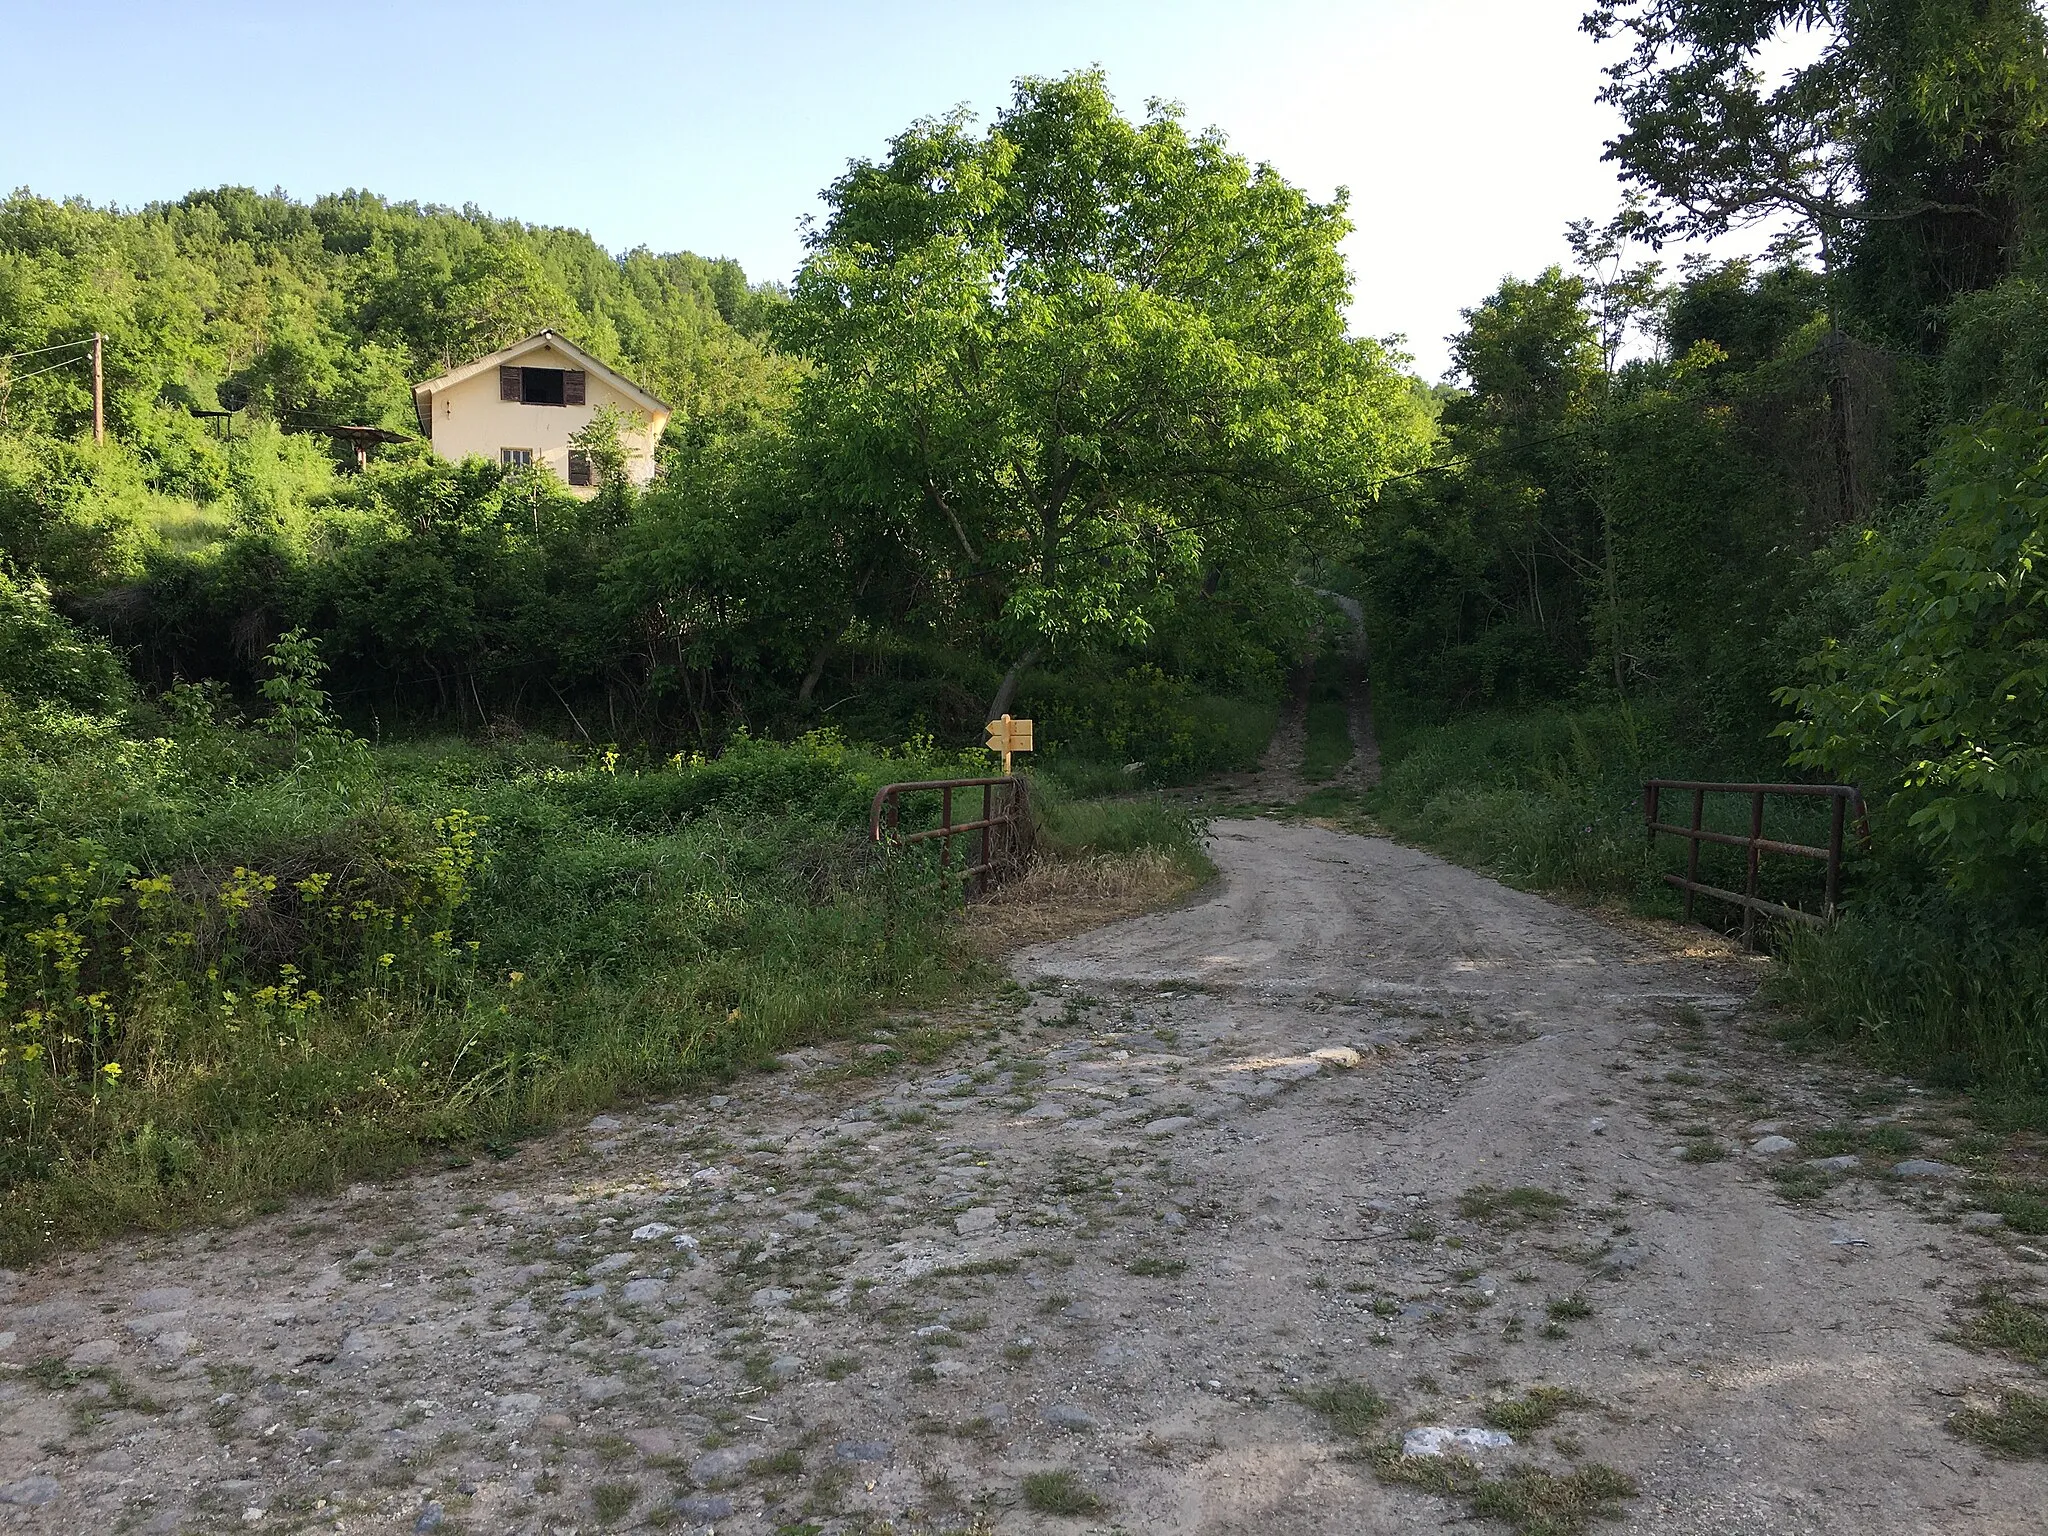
[567,450,592,487]
[499,365,522,402]
[563,369,586,406]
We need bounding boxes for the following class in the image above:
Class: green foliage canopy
[1781,406,2048,898]
[781,70,1432,682]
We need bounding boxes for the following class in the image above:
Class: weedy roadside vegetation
[1019,1470,1105,1516]
[1483,1387,1597,1437]
[0,598,1207,1261]
[1370,1449,1638,1536]
[1948,1388,2048,1460]
[1292,1379,1389,1438]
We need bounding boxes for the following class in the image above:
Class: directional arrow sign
[985,714,1033,772]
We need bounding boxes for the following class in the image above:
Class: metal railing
[1644,779,1864,942]
[870,776,1030,893]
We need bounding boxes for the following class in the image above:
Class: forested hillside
[1361,0,2048,1100]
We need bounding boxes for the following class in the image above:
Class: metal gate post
[1685,788,1704,924]
[1743,791,1764,946]
[1825,791,1846,919]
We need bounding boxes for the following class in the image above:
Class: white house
[411,331,671,496]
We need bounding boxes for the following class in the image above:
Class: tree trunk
[797,632,838,706]
[986,647,1039,723]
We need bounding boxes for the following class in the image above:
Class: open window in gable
[499,364,585,406]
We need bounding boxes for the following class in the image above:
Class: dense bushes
[0,596,1021,1257]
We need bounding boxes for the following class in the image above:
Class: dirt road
[1,818,2042,1534]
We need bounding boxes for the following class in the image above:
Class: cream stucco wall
[423,342,666,496]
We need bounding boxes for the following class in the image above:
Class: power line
[0,354,92,386]
[0,337,93,364]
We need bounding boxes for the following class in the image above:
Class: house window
[500,448,533,468]
[521,367,565,405]
[567,450,593,487]
[499,364,585,405]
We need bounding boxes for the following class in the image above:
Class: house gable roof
[411,330,672,429]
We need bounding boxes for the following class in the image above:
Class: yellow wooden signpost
[985,714,1034,774]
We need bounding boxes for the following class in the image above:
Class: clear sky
[8,0,1642,380]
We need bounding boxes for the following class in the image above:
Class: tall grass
[1774,894,2048,1100]
[1368,705,1662,897]
[0,715,991,1260]
[1030,772,1213,872]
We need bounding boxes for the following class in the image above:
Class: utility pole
[91,333,104,445]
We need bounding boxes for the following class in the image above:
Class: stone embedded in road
[769,1355,804,1379]
[490,1392,544,1426]
[1749,1135,1797,1157]
[1403,1426,1514,1457]
[1262,1060,1322,1083]
[577,1377,626,1403]
[621,1278,666,1305]
[749,1286,794,1309]
[1601,1244,1645,1277]
[1310,1045,1363,1069]
[0,1477,59,1507]
[689,1447,751,1488]
[133,1286,193,1312]
[1142,1116,1195,1137]
[589,1251,635,1275]
[65,1338,119,1367]
[560,1284,607,1304]
[1046,1403,1100,1431]
[954,1207,999,1236]
[631,1222,676,1241]
[1962,1211,2005,1230]
[1892,1159,1963,1180]
[783,1211,821,1229]
[834,1440,893,1463]
[414,1502,444,1532]
[626,1428,676,1458]
[676,1494,736,1521]
[587,1114,624,1132]
[1808,1154,1862,1172]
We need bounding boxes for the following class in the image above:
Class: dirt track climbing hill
[1,819,2043,1534]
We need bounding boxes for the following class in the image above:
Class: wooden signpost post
[985,714,1033,774]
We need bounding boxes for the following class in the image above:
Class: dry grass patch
[960,850,1204,953]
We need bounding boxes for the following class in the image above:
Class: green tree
[781,70,1430,718]
[1584,0,2048,346]
[1780,405,2048,901]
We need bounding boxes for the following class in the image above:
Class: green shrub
[1368,705,1660,897]
[1772,892,2048,1100]
[1780,406,2048,904]
[0,565,129,709]
[0,703,980,1260]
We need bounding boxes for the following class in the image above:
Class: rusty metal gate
[870,776,1030,894]
[1643,779,1864,942]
